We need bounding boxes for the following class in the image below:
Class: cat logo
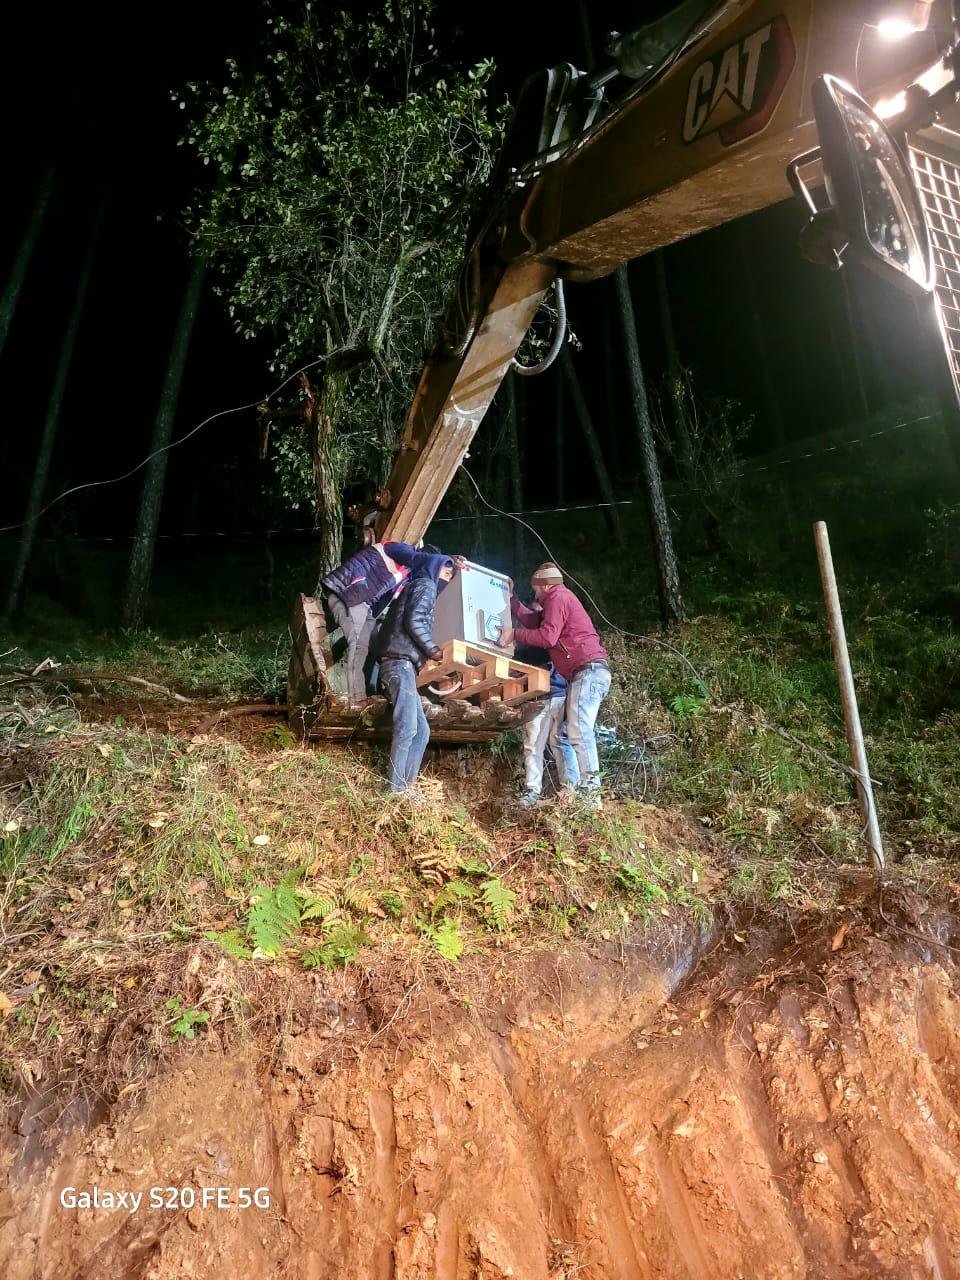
[682,16,796,146]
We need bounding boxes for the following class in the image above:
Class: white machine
[432,560,514,656]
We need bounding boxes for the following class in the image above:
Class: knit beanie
[531,562,563,585]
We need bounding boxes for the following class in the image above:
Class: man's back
[513,584,606,680]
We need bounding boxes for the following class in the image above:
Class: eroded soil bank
[4,908,960,1279]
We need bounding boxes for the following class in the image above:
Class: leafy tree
[181,2,498,571]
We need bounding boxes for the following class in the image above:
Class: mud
[4,916,960,1278]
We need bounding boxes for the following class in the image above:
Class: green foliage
[479,876,516,931]
[614,862,669,901]
[379,890,407,918]
[181,1,500,515]
[205,928,252,960]
[427,917,464,962]
[247,880,301,956]
[431,877,476,915]
[669,694,707,719]
[302,924,369,970]
[265,724,297,750]
[489,728,522,760]
[298,888,339,922]
[165,996,210,1041]
[458,858,491,877]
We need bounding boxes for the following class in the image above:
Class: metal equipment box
[432,560,514,656]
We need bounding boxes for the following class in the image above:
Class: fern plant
[427,918,464,962]
[458,858,490,878]
[430,878,476,916]
[480,877,516,931]
[298,882,340,923]
[340,878,380,916]
[302,924,368,970]
[670,694,707,720]
[379,889,407,918]
[246,879,301,956]
[204,928,252,960]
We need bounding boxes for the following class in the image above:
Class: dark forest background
[1,0,958,641]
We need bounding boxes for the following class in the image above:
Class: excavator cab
[607,0,726,86]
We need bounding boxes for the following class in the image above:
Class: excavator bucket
[287,594,550,744]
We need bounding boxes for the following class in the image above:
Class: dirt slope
[4,909,960,1279]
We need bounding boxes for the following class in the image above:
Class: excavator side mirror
[802,74,933,292]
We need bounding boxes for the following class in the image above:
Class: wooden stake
[813,522,885,875]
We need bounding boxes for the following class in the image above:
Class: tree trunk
[736,224,795,533]
[121,252,207,628]
[559,345,624,546]
[826,292,862,427]
[311,367,347,577]
[614,264,684,624]
[840,272,873,420]
[578,0,595,68]
[791,304,819,436]
[654,250,694,478]
[859,276,897,407]
[503,371,524,566]
[736,224,787,448]
[555,369,565,506]
[601,302,623,476]
[5,206,99,618]
[0,168,54,366]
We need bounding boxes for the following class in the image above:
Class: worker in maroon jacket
[500,562,611,806]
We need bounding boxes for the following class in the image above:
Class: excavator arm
[292,0,960,741]
[377,0,956,545]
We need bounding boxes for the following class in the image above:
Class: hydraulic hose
[512,279,567,376]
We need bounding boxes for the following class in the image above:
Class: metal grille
[910,142,960,399]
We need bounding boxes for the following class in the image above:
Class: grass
[3,628,288,701]
[0,697,722,1103]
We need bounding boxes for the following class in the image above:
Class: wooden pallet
[415,639,549,707]
[287,595,549,743]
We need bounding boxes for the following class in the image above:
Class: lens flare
[876,17,921,39]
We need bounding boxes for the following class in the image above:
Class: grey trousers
[327,593,373,704]
[522,695,580,794]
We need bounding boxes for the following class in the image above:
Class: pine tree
[121,251,207,628]
[614,264,684,624]
[0,169,54,366]
[5,207,100,618]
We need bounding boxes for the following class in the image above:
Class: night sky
[0,1,939,557]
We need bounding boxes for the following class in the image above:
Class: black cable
[0,352,341,535]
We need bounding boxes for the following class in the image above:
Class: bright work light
[876,17,922,37]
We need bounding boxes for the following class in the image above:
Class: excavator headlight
[872,1,934,38]
[812,75,933,292]
[877,17,924,37]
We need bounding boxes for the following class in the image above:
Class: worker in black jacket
[373,553,455,796]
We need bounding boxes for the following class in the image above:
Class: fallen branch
[196,703,287,734]
[1,667,194,704]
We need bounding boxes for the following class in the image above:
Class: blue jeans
[565,664,611,794]
[380,658,430,793]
